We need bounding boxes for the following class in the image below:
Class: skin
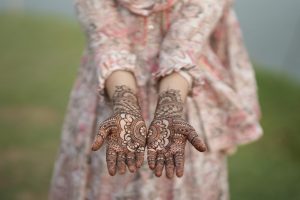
[147,74,206,178]
[158,72,189,102]
[105,70,138,99]
[91,70,146,175]
[91,70,206,177]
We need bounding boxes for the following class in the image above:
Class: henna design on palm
[147,89,207,178]
[91,85,147,176]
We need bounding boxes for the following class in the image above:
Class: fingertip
[176,171,184,178]
[200,145,207,152]
[91,143,100,151]
[136,160,143,168]
[109,172,116,176]
[192,137,207,152]
[148,157,156,170]
[106,148,117,176]
[147,150,157,170]
[118,168,126,175]
[174,152,184,178]
[155,170,163,177]
[91,135,105,151]
[149,163,156,170]
[154,160,164,177]
[128,165,136,173]
[135,153,144,168]
[165,156,175,179]
[108,168,117,176]
[166,171,174,179]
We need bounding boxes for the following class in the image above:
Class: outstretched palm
[91,86,147,176]
[147,89,206,178]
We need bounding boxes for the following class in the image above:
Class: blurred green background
[0,12,300,200]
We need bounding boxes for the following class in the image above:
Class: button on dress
[49,0,263,199]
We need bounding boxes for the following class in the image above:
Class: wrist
[111,85,141,115]
[158,72,189,103]
[105,70,137,99]
[154,89,184,119]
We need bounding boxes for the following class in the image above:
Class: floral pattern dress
[49,0,263,199]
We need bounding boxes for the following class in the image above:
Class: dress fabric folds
[49,0,263,199]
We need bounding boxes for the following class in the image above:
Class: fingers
[155,153,165,177]
[117,152,126,175]
[174,152,185,177]
[126,152,137,173]
[150,151,184,178]
[188,131,207,152]
[91,122,110,151]
[113,151,145,175]
[165,154,175,179]
[106,147,117,176]
[135,152,144,168]
[147,150,157,170]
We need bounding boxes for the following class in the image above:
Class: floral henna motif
[147,89,207,178]
[91,85,147,176]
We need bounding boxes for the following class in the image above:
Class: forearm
[105,70,137,99]
[158,72,189,103]
[148,73,206,178]
[93,71,146,176]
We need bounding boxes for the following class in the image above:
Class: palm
[146,89,206,178]
[147,117,205,178]
[105,113,146,152]
[91,86,147,176]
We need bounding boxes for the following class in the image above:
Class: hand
[91,85,147,176]
[146,89,207,178]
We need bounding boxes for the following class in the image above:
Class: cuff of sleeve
[152,66,195,96]
[153,49,200,96]
[177,70,193,92]
[96,49,137,96]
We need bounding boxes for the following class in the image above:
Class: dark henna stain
[92,85,147,175]
[147,89,207,178]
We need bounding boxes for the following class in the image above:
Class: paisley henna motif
[91,85,147,175]
[147,89,207,178]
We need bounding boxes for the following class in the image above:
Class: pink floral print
[49,0,263,199]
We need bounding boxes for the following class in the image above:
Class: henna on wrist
[112,85,141,116]
[91,85,147,176]
[147,89,206,178]
[154,89,184,119]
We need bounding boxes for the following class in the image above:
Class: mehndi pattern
[147,89,207,178]
[91,85,147,175]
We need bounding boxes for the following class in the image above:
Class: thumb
[187,130,207,152]
[91,121,110,151]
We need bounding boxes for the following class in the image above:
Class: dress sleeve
[154,0,227,94]
[74,0,137,95]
